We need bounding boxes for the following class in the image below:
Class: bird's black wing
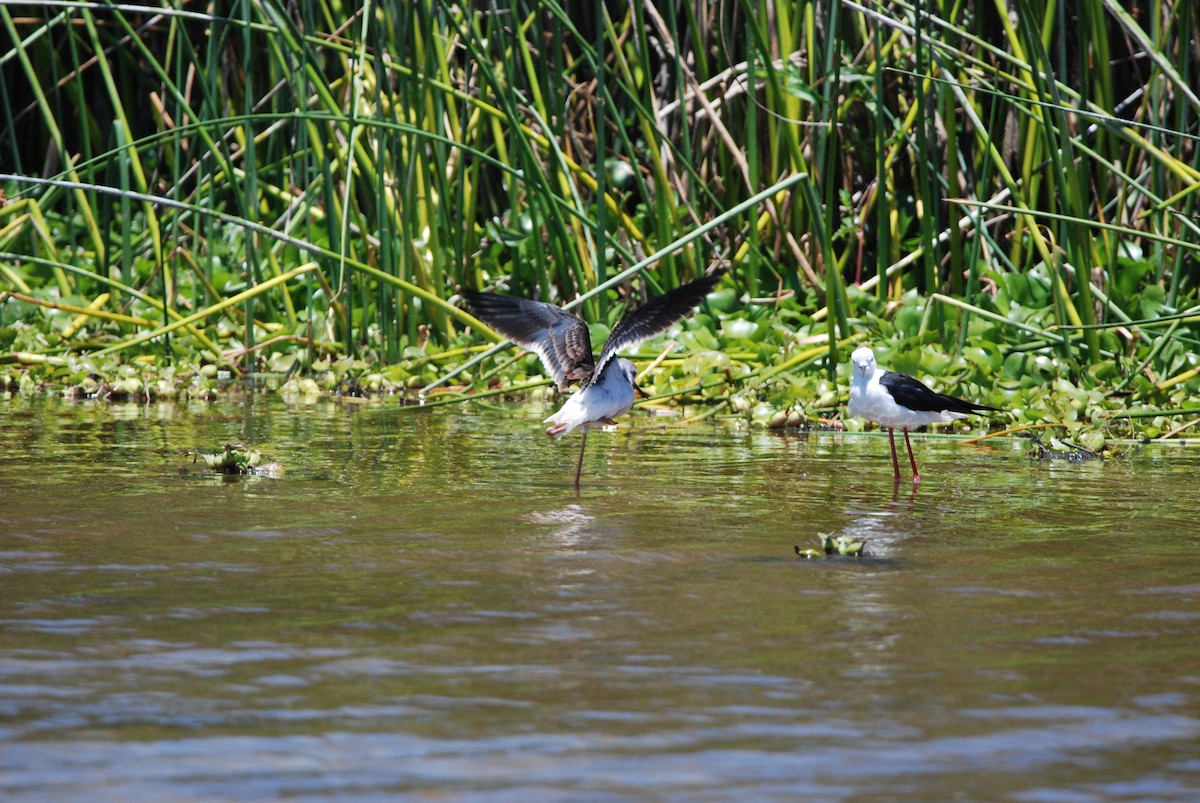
[461,290,594,391]
[879,371,1002,415]
[590,270,724,384]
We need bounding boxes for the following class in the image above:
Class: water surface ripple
[1,397,1198,800]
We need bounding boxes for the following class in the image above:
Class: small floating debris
[191,444,282,476]
[795,532,867,559]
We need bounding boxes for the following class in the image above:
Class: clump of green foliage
[795,533,867,558]
[191,443,281,477]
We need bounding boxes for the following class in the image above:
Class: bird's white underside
[544,357,638,437]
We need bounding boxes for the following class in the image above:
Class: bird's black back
[879,371,1002,416]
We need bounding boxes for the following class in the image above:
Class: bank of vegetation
[1,1,1197,444]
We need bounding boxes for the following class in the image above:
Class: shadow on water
[1,396,1199,800]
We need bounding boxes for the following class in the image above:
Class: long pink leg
[903,429,921,484]
[573,429,588,488]
[887,428,902,480]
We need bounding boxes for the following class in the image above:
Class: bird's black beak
[633,381,649,399]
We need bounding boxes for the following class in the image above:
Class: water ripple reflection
[1,399,1199,800]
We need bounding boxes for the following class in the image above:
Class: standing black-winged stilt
[462,271,723,487]
[848,346,1002,484]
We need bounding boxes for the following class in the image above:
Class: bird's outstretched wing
[461,290,595,391]
[879,371,1003,416]
[591,270,725,384]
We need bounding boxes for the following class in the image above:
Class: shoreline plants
[1,1,1198,444]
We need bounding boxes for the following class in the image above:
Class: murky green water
[1,396,1198,800]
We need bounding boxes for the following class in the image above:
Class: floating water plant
[1028,436,1108,463]
[192,444,280,476]
[797,533,866,559]
[834,536,867,557]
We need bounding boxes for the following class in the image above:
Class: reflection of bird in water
[849,346,1002,484]
[463,271,724,487]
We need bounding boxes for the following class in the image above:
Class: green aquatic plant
[1027,436,1109,463]
[797,533,867,559]
[193,444,281,477]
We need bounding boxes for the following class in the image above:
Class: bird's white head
[851,346,877,379]
[615,357,638,385]
[611,357,648,398]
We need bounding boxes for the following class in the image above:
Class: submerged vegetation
[1,1,1198,446]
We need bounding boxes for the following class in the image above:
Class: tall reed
[0,1,1195,381]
